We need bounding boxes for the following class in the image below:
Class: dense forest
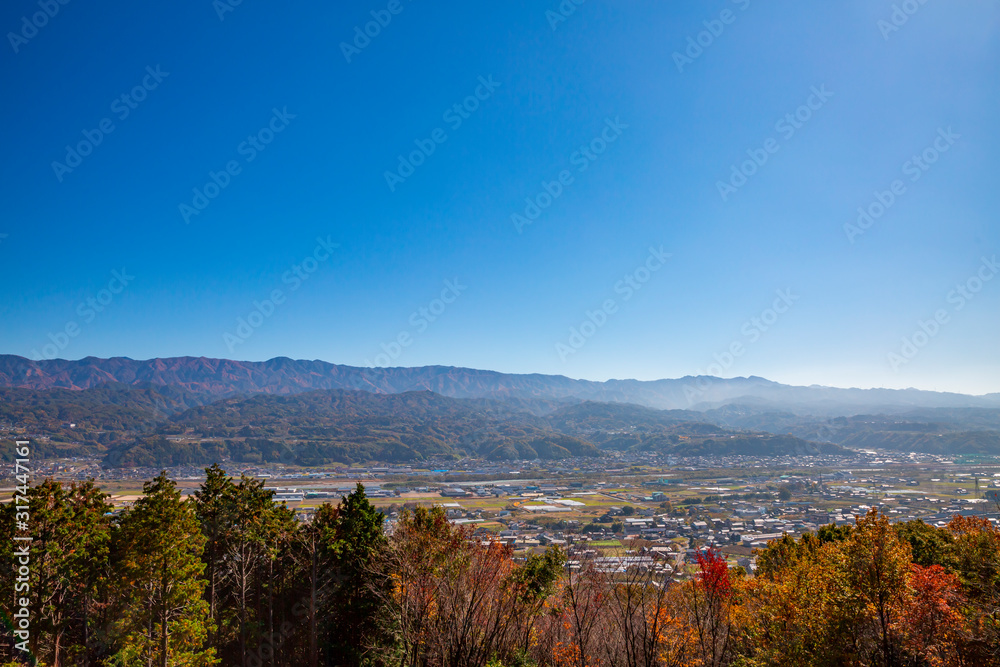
[3,472,1000,666]
[1,386,844,467]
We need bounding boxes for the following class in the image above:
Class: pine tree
[9,479,113,666]
[324,483,388,666]
[193,464,234,652]
[290,502,339,667]
[112,472,216,666]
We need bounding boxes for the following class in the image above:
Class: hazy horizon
[6,352,1000,398]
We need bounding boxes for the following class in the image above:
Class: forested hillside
[2,385,845,467]
[0,384,210,459]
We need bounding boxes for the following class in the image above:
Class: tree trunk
[160,616,169,667]
[83,593,90,667]
[268,553,274,667]
[161,559,170,667]
[310,547,318,667]
[147,596,156,667]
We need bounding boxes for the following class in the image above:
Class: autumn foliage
[5,480,1000,667]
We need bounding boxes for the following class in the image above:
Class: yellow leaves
[390,572,403,603]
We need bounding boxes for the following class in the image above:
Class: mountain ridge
[2,354,998,414]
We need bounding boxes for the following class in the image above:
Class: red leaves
[695,548,731,600]
[899,564,967,666]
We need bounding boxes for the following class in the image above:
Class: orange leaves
[946,514,1000,540]
[897,564,967,667]
[552,640,583,667]
[375,506,1000,666]
[650,606,702,667]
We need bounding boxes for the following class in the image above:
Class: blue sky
[1,0,998,394]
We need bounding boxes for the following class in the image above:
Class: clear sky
[1,1,998,394]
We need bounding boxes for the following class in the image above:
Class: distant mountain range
[3,354,1000,467]
[2,354,999,414]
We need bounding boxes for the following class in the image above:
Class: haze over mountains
[3,354,999,415]
[4,354,1000,467]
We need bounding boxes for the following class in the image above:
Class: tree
[325,483,388,665]
[291,502,339,667]
[508,548,564,653]
[945,514,1000,658]
[60,480,114,667]
[895,520,955,568]
[845,508,912,666]
[7,479,112,666]
[112,472,215,666]
[686,549,733,666]
[325,482,388,664]
[204,474,297,667]
[898,564,967,666]
[734,535,854,665]
[193,463,232,651]
[376,505,562,667]
[539,563,607,667]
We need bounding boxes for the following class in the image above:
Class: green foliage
[513,548,565,604]
[816,522,852,544]
[324,483,389,665]
[0,479,113,665]
[895,519,955,568]
[112,472,215,665]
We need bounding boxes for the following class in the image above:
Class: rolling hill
[2,384,844,467]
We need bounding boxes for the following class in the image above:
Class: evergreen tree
[193,464,234,652]
[324,483,387,666]
[5,479,113,666]
[112,472,215,666]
